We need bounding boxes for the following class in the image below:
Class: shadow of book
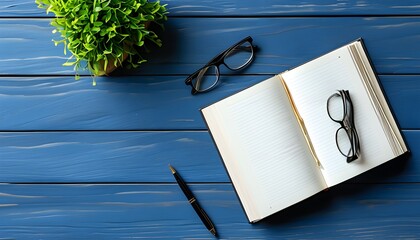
[258,152,410,226]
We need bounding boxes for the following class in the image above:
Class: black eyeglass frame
[327,90,360,163]
[185,36,256,95]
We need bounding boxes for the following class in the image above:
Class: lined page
[282,44,395,187]
[202,76,325,222]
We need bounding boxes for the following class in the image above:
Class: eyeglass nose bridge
[340,118,352,130]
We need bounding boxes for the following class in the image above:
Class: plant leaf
[36,0,169,82]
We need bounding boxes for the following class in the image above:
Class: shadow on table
[111,19,181,76]
[258,153,410,226]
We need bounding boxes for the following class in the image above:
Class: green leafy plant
[35,0,168,82]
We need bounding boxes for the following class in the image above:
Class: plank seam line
[0,73,418,78]
[0,182,417,185]
[0,129,210,133]
[2,15,420,19]
[0,182,232,185]
[0,129,417,133]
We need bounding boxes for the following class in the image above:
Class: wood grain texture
[0,75,418,130]
[0,131,223,183]
[165,0,420,16]
[2,1,420,239]
[0,183,420,239]
[0,130,416,183]
[0,75,262,130]
[2,18,420,75]
[0,0,42,17]
[4,0,420,17]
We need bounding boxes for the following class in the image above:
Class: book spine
[276,74,328,187]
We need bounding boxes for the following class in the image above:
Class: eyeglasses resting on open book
[185,36,256,95]
[327,90,361,163]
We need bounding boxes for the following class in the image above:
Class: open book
[201,39,408,223]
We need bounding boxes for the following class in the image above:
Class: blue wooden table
[1,0,420,239]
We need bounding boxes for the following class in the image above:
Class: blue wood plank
[164,0,420,16]
[0,75,418,130]
[0,76,263,130]
[1,18,420,75]
[0,183,420,239]
[0,130,417,183]
[0,0,43,17]
[381,75,420,129]
[3,2,419,240]
[0,131,223,183]
[4,0,420,17]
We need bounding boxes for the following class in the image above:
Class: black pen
[169,164,217,237]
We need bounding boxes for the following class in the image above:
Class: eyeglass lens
[336,127,353,157]
[327,93,346,121]
[224,41,254,70]
[191,66,219,92]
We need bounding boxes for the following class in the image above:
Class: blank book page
[202,76,325,221]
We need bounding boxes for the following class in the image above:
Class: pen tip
[168,164,176,174]
[210,228,217,237]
